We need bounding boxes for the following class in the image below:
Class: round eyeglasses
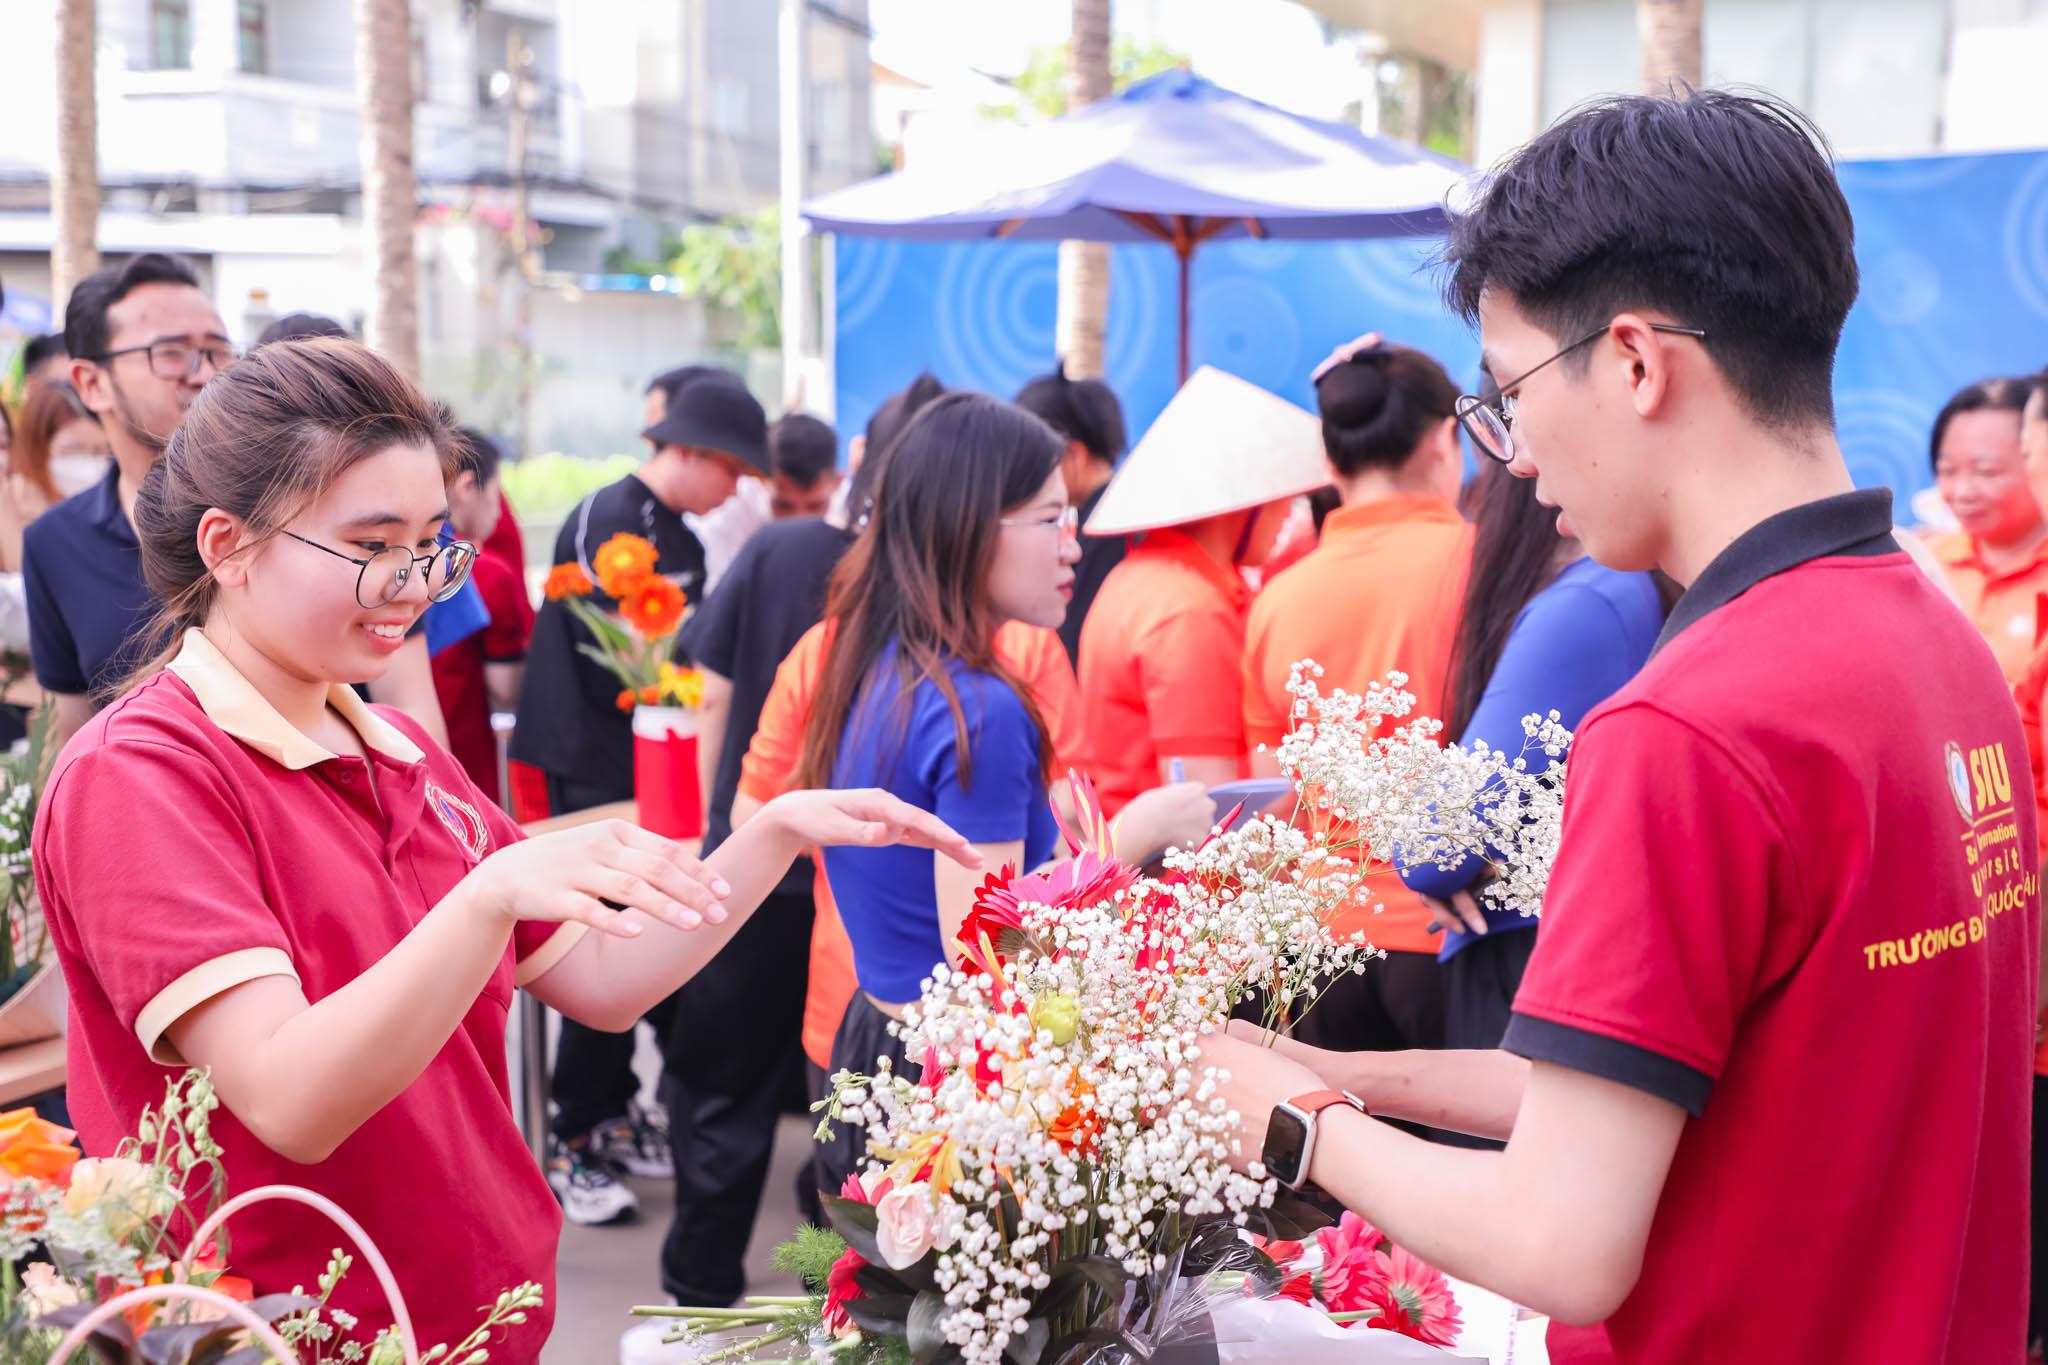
[1455,322,1708,465]
[281,531,478,609]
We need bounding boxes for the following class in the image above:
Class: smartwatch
[1261,1089,1369,1191]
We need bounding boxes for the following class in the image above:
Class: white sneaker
[547,1140,639,1226]
[592,1100,676,1180]
[619,1316,720,1363]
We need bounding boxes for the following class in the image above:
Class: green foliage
[498,452,639,525]
[665,208,783,351]
[771,1223,850,1289]
[991,36,1187,121]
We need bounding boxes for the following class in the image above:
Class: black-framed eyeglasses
[1455,322,1708,465]
[95,339,239,381]
[281,531,478,609]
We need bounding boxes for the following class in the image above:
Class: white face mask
[49,455,111,499]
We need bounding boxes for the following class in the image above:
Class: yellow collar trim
[166,629,425,771]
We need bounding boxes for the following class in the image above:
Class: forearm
[187,891,513,1163]
[1337,1047,1528,1140]
[1303,1109,1608,1321]
[536,812,808,1024]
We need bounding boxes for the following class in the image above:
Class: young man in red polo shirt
[1199,90,2039,1362]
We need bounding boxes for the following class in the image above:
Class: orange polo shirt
[1242,494,1472,952]
[1928,530,2048,685]
[739,618,1082,1067]
[1075,529,1252,818]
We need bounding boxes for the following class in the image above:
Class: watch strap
[1286,1088,1369,1118]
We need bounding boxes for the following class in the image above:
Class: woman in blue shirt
[795,392,1078,1188]
[1399,457,1667,1058]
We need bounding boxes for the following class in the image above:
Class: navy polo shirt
[24,462,159,700]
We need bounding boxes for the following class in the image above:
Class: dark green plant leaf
[846,1292,917,1337]
[1032,1254,1128,1322]
[1046,1324,1145,1364]
[35,1302,137,1362]
[907,1289,948,1359]
[1243,1190,1334,1242]
[1003,1317,1051,1365]
[822,1194,886,1266]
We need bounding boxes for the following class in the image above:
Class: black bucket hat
[642,369,770,474]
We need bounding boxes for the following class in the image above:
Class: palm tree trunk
[1055,0,1112,379]
[1639,0,1702,96]
[356,0,420,378]
[52,0,100,312]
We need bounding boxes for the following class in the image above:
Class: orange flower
[0,1107,79,1184]
[618,575,688,638]
[592,533,660,598]
[616,689,637,713]
[638,685,661,705]
[543,562,593,601]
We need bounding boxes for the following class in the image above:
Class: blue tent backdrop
[833,147,2048,508]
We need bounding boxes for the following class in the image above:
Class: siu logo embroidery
[426,781,491,863]
[1944,742,1973,824]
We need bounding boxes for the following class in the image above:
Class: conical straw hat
[1084,366,1330,537]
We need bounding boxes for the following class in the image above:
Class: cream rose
[63,1156,164,1241]
[873,1181,939,1270]
[20,1261,80,1317]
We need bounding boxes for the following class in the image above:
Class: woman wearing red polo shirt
[30,338,975,1359]
[1073,366,1329,820]
[1241,335,1471,1057]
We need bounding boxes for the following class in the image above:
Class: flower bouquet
[544,531,707,835]
[0,704,61,1035]
[0,1071,541,1364]
[636,666,1569,1363]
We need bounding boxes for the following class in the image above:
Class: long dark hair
[846,372,947,528]
[796,392,1064,793]
[1444,460,1563,740]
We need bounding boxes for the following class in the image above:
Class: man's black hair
[63,253,205,363]
[770,412,838,485]
[1928,377,2035,473]
[1013,361,1127,464]
[256,312,350,347]
[453,425,503,483]
[1442,89,1858,430]
[21,333,66,374]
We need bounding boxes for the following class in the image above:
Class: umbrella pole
[1175,228,1193,384]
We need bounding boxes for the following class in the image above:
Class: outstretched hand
[764,788,984,870]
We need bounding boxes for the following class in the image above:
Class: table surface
[0,1036,66,1108]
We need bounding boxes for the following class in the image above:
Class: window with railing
[151,0,192,70]
[237,0,268,74]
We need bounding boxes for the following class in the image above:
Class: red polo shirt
[1506,492,2034,1363]
[1076,529,1252,818]
[35,631,579,1361]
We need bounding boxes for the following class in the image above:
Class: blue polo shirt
[822,642,1057,1004]
[24,462,159,699]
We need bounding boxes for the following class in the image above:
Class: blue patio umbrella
[802,69,1471,381]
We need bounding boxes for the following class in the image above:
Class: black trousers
[1442,930,1540,1051]
[816,992,911,1201]
[546,770,664,1143]
[1288,947,1446,1054]
[657,889,815,1306]
[1433,930,1541,1151]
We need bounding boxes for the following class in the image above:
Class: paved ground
[543,1114,813,1364]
